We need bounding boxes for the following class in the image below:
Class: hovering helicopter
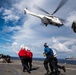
[24,0,68,27]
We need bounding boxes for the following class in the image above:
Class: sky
[0,0,76,58]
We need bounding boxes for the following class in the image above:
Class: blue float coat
[44,46,53,56]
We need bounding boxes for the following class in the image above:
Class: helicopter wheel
[58,26,60,28]
[45,25,47,26]
[44,23,48,26]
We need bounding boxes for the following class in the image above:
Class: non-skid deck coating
[0,60,76,75]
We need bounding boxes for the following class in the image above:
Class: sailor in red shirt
[18,47,27,57]
[27,48,33,71]
[18,46,30,73]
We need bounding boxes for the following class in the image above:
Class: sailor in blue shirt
[43,43,59,75]
[44,44,53,57]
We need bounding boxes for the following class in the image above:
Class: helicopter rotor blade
[33,4,50,14]
[52,0,68,15]
[59,17,68,23]
[60,18,67,23]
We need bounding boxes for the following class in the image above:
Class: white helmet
[44,43,48,47]
[20,44,25,49]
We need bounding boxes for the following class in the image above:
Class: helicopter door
[41,17,52,25]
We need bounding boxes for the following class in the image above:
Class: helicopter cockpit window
[48,16,57,20]
[53,17,58,20]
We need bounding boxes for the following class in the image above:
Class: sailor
[18,45,30,73]
[43,43,60,75]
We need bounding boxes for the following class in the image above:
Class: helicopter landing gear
[44,24,48,26]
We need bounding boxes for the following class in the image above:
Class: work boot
[29,68,32,71]
[23,69,25,72]
[44,71,50,75]
[55,71,60,75]
[27,69,31,73]
[62,66,66,72]
[23,67,26,72]
[50,72,54,75]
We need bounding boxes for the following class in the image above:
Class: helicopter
[24,0,68,27]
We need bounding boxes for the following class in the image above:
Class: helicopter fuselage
[41,15,63,27]
[24,8,63,27]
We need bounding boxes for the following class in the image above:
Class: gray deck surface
[0,60,76,75]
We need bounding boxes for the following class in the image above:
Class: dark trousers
[49,57,58,72]
[27,57,32,70]
[44,56,58,73]
[20,56,29,71]
[49,57,63,72]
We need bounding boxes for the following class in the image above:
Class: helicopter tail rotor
[24,8,28,14]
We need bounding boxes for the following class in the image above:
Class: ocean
[11,57,76,65]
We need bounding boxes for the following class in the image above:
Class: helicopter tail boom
[24,8,44,19]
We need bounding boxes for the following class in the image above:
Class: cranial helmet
[21,44,25,49]
[44,43,48,47]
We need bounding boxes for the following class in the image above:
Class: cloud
[0,7,4,12]
[2,8,20,22]
[66,11,76,27]
[0,25,21,34]
[12,42,20,54]
[10,0,76,57]
[50,37,76,58]
[0,0,76,58]
[0,37,11,42]
[71,45,76,52]
[63,39,76,46]
[51,37,72,52]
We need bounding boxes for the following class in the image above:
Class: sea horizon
[11,57,76,65]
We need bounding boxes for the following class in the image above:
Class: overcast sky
[0,0,76,58]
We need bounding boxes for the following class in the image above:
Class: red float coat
[27,50,33,58]
[18,48,27,57]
